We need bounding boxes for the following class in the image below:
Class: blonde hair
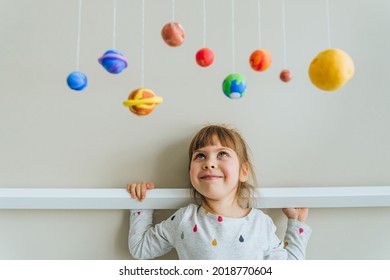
[188,124,257,208]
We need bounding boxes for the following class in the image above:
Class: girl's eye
[218,151,228,158]
[193,153,206,160]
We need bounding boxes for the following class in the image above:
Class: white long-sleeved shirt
[129,204,311,260]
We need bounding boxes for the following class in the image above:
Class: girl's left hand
[282,208,309,223]
[127,182,155,202]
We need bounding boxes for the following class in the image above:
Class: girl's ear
[239,162,249,182]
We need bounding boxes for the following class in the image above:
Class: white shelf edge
[0,186,390,209]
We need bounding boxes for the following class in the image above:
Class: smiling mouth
[200,175,223,180]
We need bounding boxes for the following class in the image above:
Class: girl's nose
[203,162,216,169]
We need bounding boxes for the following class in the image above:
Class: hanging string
[326,0,332,48]
[113,0,117,49]
[281,0,287,68]
[202,0,207,47]
[172,0,175,22]
[257,0,262,49]
[141,0,145,87]
[231,0,235,73]
[75,0,83,70]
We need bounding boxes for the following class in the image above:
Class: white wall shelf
[1,186,390,209]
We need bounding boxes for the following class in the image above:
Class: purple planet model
[98,49,128,74]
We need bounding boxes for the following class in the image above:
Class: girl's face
[189,137,249,203]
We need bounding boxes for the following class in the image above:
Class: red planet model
[280,69,292,82]
[195,48,214,67]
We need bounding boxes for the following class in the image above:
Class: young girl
[127,124,311,260]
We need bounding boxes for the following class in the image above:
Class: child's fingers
[126,183,131,193]
[127,183,136,199]
[127,183,139,198]
[127,182,155,202]
[139,182,147,202]
[136,183,143,201]
[142,182,155,201]
[146,182,155,190]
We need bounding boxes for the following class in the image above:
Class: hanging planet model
[222,73,247,99]
[195,48,214,67]
[67,71,88,91]
[249,49,272,72]
[308,48,355,91]
[280,69,292,82]
[161,22,185,47]
[123,88,163,116]
[98,49,128,74]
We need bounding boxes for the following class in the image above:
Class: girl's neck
[202,198,250,218]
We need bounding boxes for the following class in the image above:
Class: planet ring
[98,54,128,67]
[123,96,163,107]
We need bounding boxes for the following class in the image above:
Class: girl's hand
[282,208,309,223]
[127,182,155,202]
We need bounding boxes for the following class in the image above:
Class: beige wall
[1,0,389,259]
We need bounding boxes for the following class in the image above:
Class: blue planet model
[67,71,88,91]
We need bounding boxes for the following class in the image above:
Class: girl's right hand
[127,182,155,202]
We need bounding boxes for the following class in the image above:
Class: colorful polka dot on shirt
[299,228,304,234]
[212,239,218,246]
[217,216,223,222]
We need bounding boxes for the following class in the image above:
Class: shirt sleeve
[128,208,184,260]
[264,218,312,260]
[283,219,312,260]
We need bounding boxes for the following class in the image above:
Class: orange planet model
[123,88,163,116]
[249,49,272,72]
